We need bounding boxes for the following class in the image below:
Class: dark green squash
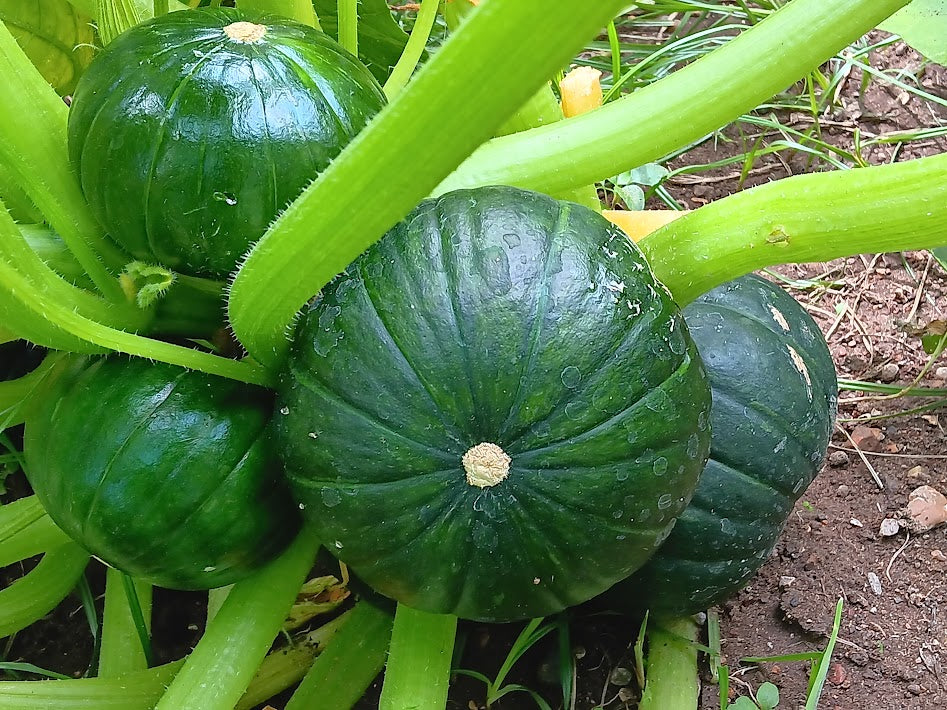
[275,186,712,622]
[67,7,386,278]
[600,274,837,617]
[0,0,96,95]
[23,355,300,590]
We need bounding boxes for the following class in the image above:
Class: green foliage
[881,0,947,63]
[728,682,779,709]
[312,0,410,82]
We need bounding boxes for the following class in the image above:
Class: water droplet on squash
[686,433,700,458]
[652,457,668,475]
[321,488,341,507]
[612,509,623,519]
[615,470,629,482]
[502,232,520,248]
[560,366,581,388]
[657,494,673,510]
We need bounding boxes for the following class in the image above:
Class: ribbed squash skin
[0,0,95,95]
[67,8,386,277]
[275,186,712,622]
[602,275,837,616]
[24,355,300,590]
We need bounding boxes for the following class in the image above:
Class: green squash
[24,355,300,590]
[601,275,837,616]
[0,0,95,95]
[275,186,712,622]
[67,7,386,278]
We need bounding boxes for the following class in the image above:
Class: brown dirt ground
[3,24,947,710]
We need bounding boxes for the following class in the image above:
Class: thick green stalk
[337,0,357,54]
[0,230,268,384]
[20,224,95,288]
[0,661,184,710]
[642,153,947,306]
[240,0,319,27]
[0,497,47,545]
[378,605,457,710]
[0,22,128,299]
[638,616,700,710]
[154,529,321,710]
[246,611,354,710]
[0,514,70,568]
[99,570,153,677]
[0,542,90,639]
[95,0,150,44]
[435,0,912,196]
[229,0,629,367]
[495,84,600,211]
[0,355,59,428]
[383,0,439,99]
[285,602,393,710]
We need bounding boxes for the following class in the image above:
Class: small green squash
[601,275,837,616]
[275,186,712,622]
[24,355,300,590]
[67,8,386,278]
[0,0,95,95]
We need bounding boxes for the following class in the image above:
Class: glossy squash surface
[275,186,712,622]
[67,7,386,277]
[603,275,837,616]
[24,355,300,590]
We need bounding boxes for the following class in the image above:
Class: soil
[3,20,947,710]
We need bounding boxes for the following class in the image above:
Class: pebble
[879,518,901,537]
[880,363,900,383]
[837,484,851,497]
[907,465,932,484]
[932,550,947,562]
[907,683,922,695]
[779,575,796,588]
[609,667,633,686]
[851,425,884,452]
[935,366,947,380]
[828,451,850,468]
[868,571,883,596]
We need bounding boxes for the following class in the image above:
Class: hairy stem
[435,0,912,196]
[229,0,629,367]
[378,605,456,710]
[154,529,320,710]
[641,153,947,306]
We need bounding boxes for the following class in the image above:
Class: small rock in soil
[609,667,633,686]
[828,450,850,468]
[879,518,901,537]
[851,425,885,451]
[931,550,946,562]
[879,363,900,382]
[901,485,947,532]
[907,683,922,695]
[868,571,883,596]
[837,484,851,496]
[906,465,931,484]
[935,366,947,380]
[827,662,848,685]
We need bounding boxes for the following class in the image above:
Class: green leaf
[614,184,645,209]
[729,698,760,710]
[756,682,780,710]
[312,0,410,83]
[932,246,947,271]
[881,1,947,64]
[615,163,670,187]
